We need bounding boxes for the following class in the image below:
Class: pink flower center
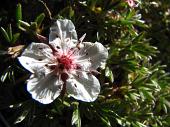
[47,47,81,79]
[58,55,74,70]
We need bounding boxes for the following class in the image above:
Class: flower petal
[49,38,62,50]
[66,72,100,102]
[49,19,77,42]
[20,42,53,60]
[49,37,76,53]
[18,56,48,74]
[126,0,135,7]
[77,42,108,69]
[27,73,63,104]
[18,43,53,74]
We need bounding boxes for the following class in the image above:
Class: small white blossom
[18,19,108,104]
[125,0,139,8]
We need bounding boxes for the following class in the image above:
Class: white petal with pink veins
[77,42,108,69]
[66,72,100,102]
[18,56,48,74]
[49,38,62,50]
[49,19,77,42]
[20,42,53,60]
[50,38,76,54]
[27,73,63,104]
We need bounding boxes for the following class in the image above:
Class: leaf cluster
[0,0,169,127]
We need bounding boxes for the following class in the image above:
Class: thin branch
[38,0,53,20]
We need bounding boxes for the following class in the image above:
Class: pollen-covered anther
[76,43,81,50]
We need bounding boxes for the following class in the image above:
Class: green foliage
[18,12,45,34]
[16,3,22,27]
[0,0,170,127]
[1,24,20,44]
[72,102,81,127]
[140,0,170,71]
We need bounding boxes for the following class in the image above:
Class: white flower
[18,19,108,104]
[125,0,139,7]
